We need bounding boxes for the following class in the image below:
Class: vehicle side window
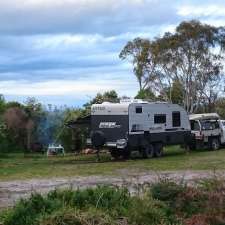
[154,114,166,124]
[172,111,181,127]
[191,120,200,131]
[136,106,142,114]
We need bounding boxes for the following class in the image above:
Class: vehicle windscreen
[201,120,219,130]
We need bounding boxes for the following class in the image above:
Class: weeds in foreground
[1,176,225,225]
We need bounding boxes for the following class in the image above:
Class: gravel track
[0,170,222,209]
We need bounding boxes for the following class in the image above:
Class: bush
[3,179,225,225]
[174,187,207,217]
[150,178,185,203]
[3,193,61,225]
[3,186,131,225]
[127,196,169,225]
[40,208,118,225]
[47,186,131,216]
[197,176,225,192]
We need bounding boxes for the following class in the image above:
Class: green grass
[1,146,225,181]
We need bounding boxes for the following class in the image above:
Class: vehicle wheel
[154,143,164,157]
[121,147,131,160]
[196,141,204,150]
[210,138,220,151]
[91,131,105,148]
[110,150,120,159]
[189,143,196,151]
[142,143,154,159]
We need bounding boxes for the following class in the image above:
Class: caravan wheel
[154,143,164,157]
[142,144,154,159]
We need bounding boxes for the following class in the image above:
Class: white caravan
[89,100,191,159]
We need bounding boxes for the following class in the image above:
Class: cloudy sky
[0,0,225,106]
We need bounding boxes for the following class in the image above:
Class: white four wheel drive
[189,113,225,150]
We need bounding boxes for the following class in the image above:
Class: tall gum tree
[120,20,225,112]
[154,20,225,112]
[119,38,158,92]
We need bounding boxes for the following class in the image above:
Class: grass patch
[1,146,225,181]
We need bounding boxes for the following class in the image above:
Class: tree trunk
[138,79,142,92]
[27,129,32,151]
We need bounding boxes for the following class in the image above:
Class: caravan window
[136,106,142,114]
[172,112,181,127]
[154,114,166,124]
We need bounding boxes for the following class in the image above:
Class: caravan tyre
[142,143,154,159]
[91,131,105,148]
[154,143,164,157]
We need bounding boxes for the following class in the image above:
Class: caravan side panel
[128,103,191,147]
[91,115,128,143]
[91,103,129,145]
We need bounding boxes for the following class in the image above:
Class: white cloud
[177,4,225,17]
[0,76,137,97]
[176,3,225,28]
[3,0,148,8]
[0,0,179,36]
[201,18,225,27]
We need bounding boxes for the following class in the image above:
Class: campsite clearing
[1,146,225,181]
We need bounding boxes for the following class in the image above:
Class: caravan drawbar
[89,100,191,159]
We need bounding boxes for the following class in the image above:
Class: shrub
[3,193,61,225]
[3,186,131,225]
[47,186,131,216]
[40,208,118,225]
[127,196,169,225]
[184,214,210,225]
[150,179,185,203]
[174,187,207,217]
[197,176,225,192]
[184,213,225,225]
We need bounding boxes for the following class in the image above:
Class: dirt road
[0,170,222,209]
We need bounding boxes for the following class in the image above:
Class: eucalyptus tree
[119,38,159,92]
[120,20,225,113]
[154,20,225,112]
